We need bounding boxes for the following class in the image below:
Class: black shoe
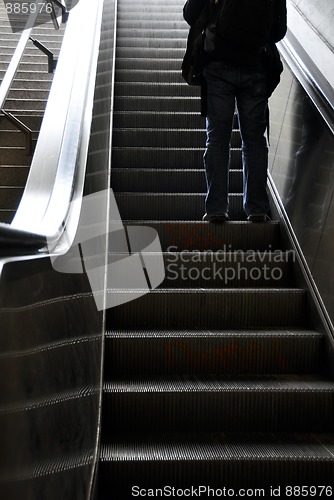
[203,213,229,223]
[247,214,270,223]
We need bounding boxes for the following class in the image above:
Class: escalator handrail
[0,0,104,251]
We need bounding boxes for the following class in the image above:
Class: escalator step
[117,38,187,49]
[103,375,334,433]
[116,69,184,83]
[111,147,242,169]
[115,192,244,220]
[111,168,242,193]
[160,250,293,288]
[114,81,199,96]
[116,47,186,59]
[105,329,324,376]
[114,95,200,112]
[116,58,183,70]
[100,433,334,493]
[112,128,241,148]
[122,220,280,251]
[107,288,306,329]
[112,111,204,128]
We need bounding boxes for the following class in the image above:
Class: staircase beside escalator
[98,0,334,497]
[0,4,66,223]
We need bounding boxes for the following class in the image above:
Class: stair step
[107,288,306,329]
[111,168,242,193]
[105,329,323,376]
[0,186,23,209]
[0,130,37,147]
[3,98,48,111]
[100,433,334,493]
[0,146,31,164]
[0,165,29,185]
[0,209,14,223]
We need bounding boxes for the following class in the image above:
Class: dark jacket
[183,0,287,66]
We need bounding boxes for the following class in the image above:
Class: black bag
[213,0,276,49]
[263,41,284,97]
[181,4,211,86]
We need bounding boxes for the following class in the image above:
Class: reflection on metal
[48,189,165,311]
[11,0,104,245]
[279,31,334,134]
[269,57,334,329]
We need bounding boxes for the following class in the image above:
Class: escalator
[1,0,334,499]
[97,0,334,497]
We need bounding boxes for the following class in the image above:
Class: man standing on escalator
[183,0,287,222]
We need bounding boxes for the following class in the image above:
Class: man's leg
[237,64,270,218]
[203,61,236,217]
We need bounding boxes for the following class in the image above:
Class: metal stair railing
[0,0,105,249]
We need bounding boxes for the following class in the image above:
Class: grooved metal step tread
[102,432,334,461]
[103,376,334,432]
[106,374,334,392]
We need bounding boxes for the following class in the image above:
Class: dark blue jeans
[203,60,270,217]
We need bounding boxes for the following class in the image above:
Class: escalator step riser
[108,290,306,329]
[116,47,186,59]
[114,82,198,97]
[160,255,293,288]
[112,111,204,129]
[103,389,334,433]
[118,13,185,21]
[117,21,186,30]
[115,193,244,220]
[112,148,242,169]
[117,38,187,49]
[105,331,324,376]
[99,459,334,495]
[112,129,240,148]
[114,95,200,112]
[124,220,279,251]
[111,168,242,193]
[116,69,184,83]
[116,58,182,70]
[115,29,186,39]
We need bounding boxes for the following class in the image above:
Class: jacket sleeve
[270,0,287,42]
[183,0,207,26]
